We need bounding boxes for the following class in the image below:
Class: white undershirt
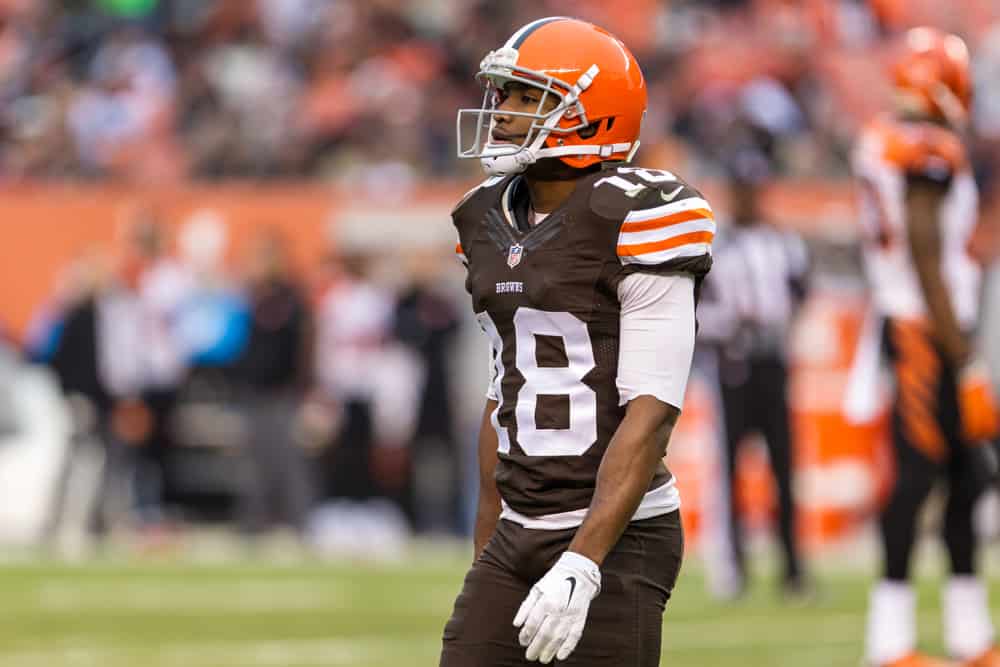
[615,272,695,409]
[485,272,696,411]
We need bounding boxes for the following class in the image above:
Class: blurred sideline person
[313,251,395,501]
[44,248,153,543]
[118,210,191,529]
[391,249,462,534]
[232,229,314,538]
[172,212,249,370]
[697,161,810,601]
[441,18,711,666]
[305,250,415,557]
[853,28,1000,667]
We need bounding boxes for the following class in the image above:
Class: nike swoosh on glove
[959,360,1000,443]
[513,551,601,663]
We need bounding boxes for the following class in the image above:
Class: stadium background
[0,0,999,665]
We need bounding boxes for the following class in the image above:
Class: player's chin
[489,136,527,146]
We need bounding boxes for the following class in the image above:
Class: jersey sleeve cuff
[616,382,684,411]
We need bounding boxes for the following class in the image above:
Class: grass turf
[0,552,993,667]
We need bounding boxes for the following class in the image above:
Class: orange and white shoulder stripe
[617,196,715,265]
[455,242,468,267]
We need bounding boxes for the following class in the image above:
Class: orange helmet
[456,17,647,175]
[890,27,972,127]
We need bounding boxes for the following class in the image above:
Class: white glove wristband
[513,550,603,663]
[556,552,602,594]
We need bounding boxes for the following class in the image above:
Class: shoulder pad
[451,175,506,217]
[586,166,706,221]
[587,166,715,273]
[880,120,966,182]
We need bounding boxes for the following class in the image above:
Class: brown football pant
[440,511,683,667]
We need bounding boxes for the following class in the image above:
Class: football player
[441,17,713,666]
[854,27,1000,667]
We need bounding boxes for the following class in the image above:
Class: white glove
[513,551,601,663]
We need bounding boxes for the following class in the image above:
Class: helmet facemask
[456,47,601,175]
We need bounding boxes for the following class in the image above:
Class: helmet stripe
[506,16,568,49]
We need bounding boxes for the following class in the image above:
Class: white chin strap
[480,139,638,176]
[481,149,537,176]
[479,114,554,176]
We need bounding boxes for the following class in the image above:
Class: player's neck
[523,177,579,214]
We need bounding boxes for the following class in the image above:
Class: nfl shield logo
[507,243,524,268]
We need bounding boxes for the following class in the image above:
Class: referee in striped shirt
[697,164,810,601]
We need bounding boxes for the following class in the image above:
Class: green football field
[1,548,997,667]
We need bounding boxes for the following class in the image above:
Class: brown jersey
[453,164,713,524]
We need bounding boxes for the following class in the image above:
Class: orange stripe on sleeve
[617,231,714,257]
[620,208,714,234]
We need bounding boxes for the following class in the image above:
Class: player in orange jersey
[854,27,1000,667]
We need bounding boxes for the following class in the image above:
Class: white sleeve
[616,272,696,410]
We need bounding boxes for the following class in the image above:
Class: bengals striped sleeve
[617,196,715,266]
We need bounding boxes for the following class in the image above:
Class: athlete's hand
[959,360,1000,443]
[513,551,601,663]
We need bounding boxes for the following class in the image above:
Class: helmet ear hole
[605,117,616,131]
[578,121,601,139]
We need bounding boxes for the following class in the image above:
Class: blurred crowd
[20,210,467,553]
[1,0,999,191]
